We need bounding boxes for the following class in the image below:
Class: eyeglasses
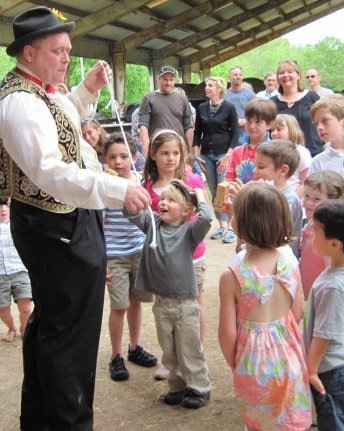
[306,75,316,79]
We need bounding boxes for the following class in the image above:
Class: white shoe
[154,364,169,380]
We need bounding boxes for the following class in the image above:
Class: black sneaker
[127,345,157,367]
[109,355,129,381]
[181,388,210,409]
[163,390,185,405]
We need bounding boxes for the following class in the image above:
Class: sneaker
[127,345,158,367]
[154,364,170,380]
[109,355,129,381]
[181,388,210,409]
[222,229,236,243]
[210,227,226,239]
[163,390,185,405]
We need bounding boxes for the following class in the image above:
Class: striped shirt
[0,221,27,275]
[104,208,145,257]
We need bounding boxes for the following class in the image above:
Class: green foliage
[0,47,15,78]
[69,57,113,118]
[125,64,150,103]
[1,35,343,115]
[211,37,344,92]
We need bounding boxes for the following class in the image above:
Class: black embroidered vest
[0,70,82,213]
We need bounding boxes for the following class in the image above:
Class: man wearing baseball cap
[0,6,150,430]
[138,65,193,157]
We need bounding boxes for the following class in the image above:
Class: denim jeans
[311,366,344,431]
[201,151,228,222]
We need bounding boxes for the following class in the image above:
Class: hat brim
[159,72,176,77]
[6,21,75,57]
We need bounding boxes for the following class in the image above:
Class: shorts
[107,253,153,310]
[0,271,32,308]
[194,261,207,288]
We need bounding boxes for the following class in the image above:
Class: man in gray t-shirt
[138,65,193,157]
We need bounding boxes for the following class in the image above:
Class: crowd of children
[2,79,344,428]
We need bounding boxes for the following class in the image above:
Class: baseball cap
[159,66,177,77]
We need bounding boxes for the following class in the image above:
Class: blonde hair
[161,181,197,214]
[274,114,305,146]
[205,76,227,97]
[277,60,304,93]
[81,117,107,155]
[304,171,344,199]
[310,94,344,121]
[233,183,293,248]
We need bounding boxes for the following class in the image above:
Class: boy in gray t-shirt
[304,199,344,430]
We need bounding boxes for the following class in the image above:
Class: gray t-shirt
[124,202,212,299]
[224,87,255,133]
[138,91,192,138]
[304,267,344,373]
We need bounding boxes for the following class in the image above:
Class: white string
[99,61,157,248]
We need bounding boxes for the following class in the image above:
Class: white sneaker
[154,364,169,380]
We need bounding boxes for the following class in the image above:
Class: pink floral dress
[229,245,312,431]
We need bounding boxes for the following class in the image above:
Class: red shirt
[226,143,258,183]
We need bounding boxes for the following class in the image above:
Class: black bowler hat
[6,6,75,57]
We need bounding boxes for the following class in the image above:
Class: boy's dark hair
[313,200,344,251]
[244,98,277,123]
[257,139,300,178]
[104,132,136,157]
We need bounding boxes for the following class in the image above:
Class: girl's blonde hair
[310,94,344,121]
[277,60,304,94]
[143,129,187,183]
[274,114,305,146]
[205,76,227,98]
[304,171,344,199]
[81,117,107,155]
[161,180,197,214]
[233,183,293,248]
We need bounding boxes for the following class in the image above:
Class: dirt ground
[0,233,316,431]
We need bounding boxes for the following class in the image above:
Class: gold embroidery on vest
[0,70,82,213]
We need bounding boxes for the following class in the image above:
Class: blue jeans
[201,152,228,222]
[311,366,344,431]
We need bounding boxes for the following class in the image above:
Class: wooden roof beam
[0,0,26,14]
[121,0,230,49]
[186,0,335,64]
[153,0,287,59]
[71,0,149,38]
[202,2,344,69]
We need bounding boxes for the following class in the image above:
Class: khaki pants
[153,296,211,394]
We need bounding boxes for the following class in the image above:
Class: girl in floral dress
[218,182,312,430]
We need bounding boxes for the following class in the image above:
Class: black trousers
[10,201,106,431]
